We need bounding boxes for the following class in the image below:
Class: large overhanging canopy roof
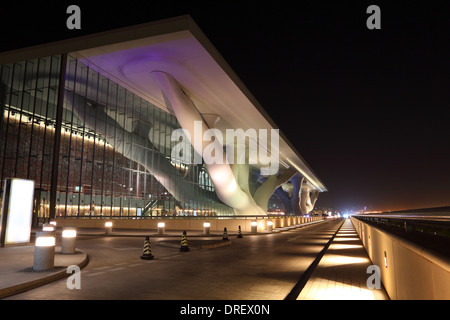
[0,15,327,192]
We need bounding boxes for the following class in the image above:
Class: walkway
[1,219,390,300]
[297,218,390,300]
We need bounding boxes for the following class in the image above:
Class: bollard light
[105,221,113,235]
[158,222,165,235]
[61,227,77,254]
[50,221,57,227]
[62,228,77,238]
[33,231,55,271]
[35,235,56,247]
[267,220,273,232]
[203,222,211,235]
[42,223,55,232]
[251,221,258,233]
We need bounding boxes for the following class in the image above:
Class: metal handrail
[354,214,450,239]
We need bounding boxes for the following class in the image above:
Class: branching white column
[150,71,266,215]
[289,174,303,214]
[64,90,231,212]
[300,182,320,214]
[253,169,296,212]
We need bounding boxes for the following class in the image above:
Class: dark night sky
[1,1,450,212]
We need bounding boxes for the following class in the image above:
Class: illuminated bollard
[42,223,55,232]
[105,221,113,235]
[33,231,56,271]
[61,227,77,254]
[158,222,165,235]
[203,222,210,235]
[267,221,273,232]
[251,221,258,233]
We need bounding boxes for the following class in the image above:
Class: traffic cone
[237,225,243,238]
[180,230,190,252]
[140,236,154,260]
[222,227,229,241]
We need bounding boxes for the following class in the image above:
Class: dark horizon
[1,1,449,212]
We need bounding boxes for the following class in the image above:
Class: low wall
[351,216,450,299]
[55,216,322,233]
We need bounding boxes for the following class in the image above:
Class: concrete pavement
[0,226,230,299]
[0,219,388,300]
[0,222,313,299]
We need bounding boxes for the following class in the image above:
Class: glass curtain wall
[0,54,233,221]
[0,55,61,223]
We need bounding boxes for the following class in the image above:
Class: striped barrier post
[140,236,154,260]
[180,230,190,252]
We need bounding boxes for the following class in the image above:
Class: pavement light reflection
[333,237,360,241]
[308,278,378,300]
[329,244,363,250]
[325,254,370,265]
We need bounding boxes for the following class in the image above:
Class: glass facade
[0,54,234,223]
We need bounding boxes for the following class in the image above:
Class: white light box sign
[1,178,35,246]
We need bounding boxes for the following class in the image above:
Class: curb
[0,251,89,299]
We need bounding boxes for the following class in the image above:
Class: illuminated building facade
[0,16,326,222]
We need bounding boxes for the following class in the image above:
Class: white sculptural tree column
[151,71,320,216]
[300,182,320,214]
[150,71,266,216]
